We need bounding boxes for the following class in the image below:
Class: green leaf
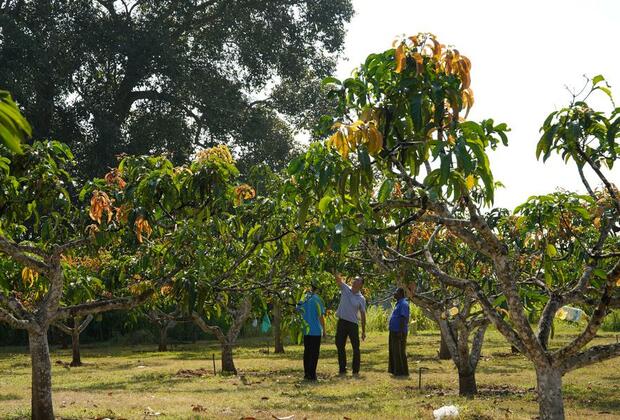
[321,76,342,87]
[318,195,333,213]
[546,244,558,257]
[439,154,451,184]
[287,156,304,175]
[593,268,607,280]
[297,196,311,225]
[411,93,423,132]
[598,86,613,100]
[592,75,605,86]
[377,179,394,203]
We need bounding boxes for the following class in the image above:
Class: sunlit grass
[0,325,618,419]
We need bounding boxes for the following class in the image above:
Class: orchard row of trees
[1,31,619,420]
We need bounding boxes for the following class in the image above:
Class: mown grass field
[0,326,619,419]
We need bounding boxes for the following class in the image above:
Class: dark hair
[354,276,364,285]
[395,287,405,297]
[310,283,319,292]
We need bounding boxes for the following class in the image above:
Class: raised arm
[335,272,344,286]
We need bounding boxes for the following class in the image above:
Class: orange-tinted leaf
[395,44,407,73]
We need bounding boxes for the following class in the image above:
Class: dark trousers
[388,331,409,376]
[335,319,360,374]
[303,335,321,380]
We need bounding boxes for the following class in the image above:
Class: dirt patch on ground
[175,368,210,378]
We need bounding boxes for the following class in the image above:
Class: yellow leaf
[336,131,350,159]
[21,267,38,286]
[367,126,383,155]
[465,175,475,190]
[394,44,406,73]
[448,307,459,316]
[412,52,424,75]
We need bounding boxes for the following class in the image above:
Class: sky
[335,0,620,209]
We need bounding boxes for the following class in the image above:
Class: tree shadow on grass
[564,386,620,414]
[0,393,22,401]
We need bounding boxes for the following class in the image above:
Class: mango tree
[98,150,297,373]
[0,141,153,420]
[362,220,495,396]
[290,34,619,419]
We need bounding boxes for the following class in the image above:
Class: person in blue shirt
[296,283,326,381]
[388,287,410,376]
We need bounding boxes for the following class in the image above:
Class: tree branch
[560,342,620,373]
[53,290,152,321]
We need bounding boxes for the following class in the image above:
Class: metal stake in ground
[212,353,216,375]
[418,367,429,390]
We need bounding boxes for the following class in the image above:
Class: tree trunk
[221,342,236,374]
[458,369,477,396]
[273,301,284,354]
[29,330,55,420]
[158,324,169,352]
[157,320,176,352]
[91,113,123,177]
[536,367,565,420]
[70,330,81,367]
[439,333,452,360]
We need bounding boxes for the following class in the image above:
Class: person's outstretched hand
[334,272,344,285]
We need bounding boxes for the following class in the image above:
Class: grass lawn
[0,326,619,419]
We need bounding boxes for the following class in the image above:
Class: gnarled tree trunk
[55,315,93,367]
[536,367,564,420]
[158,320,176,352]
[435,313,488,397]
[192,297,252,375]
[438,331,452,360]
[273,300,285,353]
[221,341,236,374]
[458,368,477,396]
[71,329,81,366]
[29,329,54,420]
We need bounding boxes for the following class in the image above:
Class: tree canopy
[0,0,354,177]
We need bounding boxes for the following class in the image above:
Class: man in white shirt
[334,273,367,375]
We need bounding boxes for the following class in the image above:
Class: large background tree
[0,0,354,177]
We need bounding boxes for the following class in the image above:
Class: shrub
[601,310,620,332]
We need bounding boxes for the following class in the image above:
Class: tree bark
[158,321,176,352]
[29,330,54,420]
[458,369,477,396]
[273,300,284,354]
[438,332,452,360]
[71,330,81,367]
[221,341,236,374]
[536,367,565,420]
[537,296,562,351]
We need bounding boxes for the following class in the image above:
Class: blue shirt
[336,283,366,324]
[389,298,410,333]
[297,293,326,336]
